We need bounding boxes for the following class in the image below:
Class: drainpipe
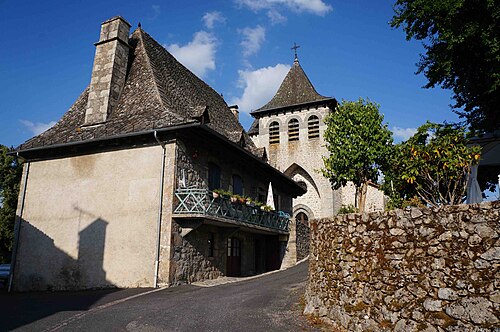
[8,154,30,292]
[153,131,166,288]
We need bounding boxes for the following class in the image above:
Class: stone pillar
[280,220,297,269]
[85,16,131,126]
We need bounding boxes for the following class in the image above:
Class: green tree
[380,143,420,209]
[322,98,393,213]
[391,0,500,133]
[0,145,22,263]
[395,122,481,206]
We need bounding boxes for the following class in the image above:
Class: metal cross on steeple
[291,42,300,61]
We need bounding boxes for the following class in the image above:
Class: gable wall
[13,144,175,291]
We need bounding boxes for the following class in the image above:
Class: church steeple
[252,52,330,113]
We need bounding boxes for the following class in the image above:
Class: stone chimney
[84,16,131,126]
[229,105,239,121]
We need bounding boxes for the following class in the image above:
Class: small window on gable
[288,118,299,141]
[308,115,320,139]
[269,121,280,144]
[208,162,221,190]
[232,174,243,195]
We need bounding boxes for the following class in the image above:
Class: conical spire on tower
[252,49,331,114]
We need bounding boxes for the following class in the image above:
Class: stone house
[249,56,385,221]
[10,17,305,291]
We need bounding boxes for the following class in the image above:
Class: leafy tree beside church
[322,98,393,213]
[0,145,22,263]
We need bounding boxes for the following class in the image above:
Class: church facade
[249,56,385,221]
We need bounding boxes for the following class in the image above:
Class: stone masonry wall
[305,201,500,331]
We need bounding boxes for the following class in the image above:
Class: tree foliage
[391,0,500,133]
[391,122,480,206]
[0,145,22,263]
[322,98,393,213]
[380,148,420,209]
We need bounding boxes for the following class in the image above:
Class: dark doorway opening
[227,237,241,277]
[265,236,280,271]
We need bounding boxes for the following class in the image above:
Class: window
[269,121,280,144]
[288,119,299,141]
[208,162,221,190]
[232,174,243,195]
[227,238,241,257]
[258,187,266,204]
[308,115,320,139]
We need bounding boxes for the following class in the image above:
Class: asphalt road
[0,261,317,331]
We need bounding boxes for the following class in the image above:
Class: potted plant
[230,193,238,203]
[212,189,222,199]
[261,205,272,212]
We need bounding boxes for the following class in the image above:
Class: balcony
[173,188,290,234]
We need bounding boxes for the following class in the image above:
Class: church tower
[249,54,385,220]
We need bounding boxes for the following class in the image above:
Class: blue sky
[0,0,461,148]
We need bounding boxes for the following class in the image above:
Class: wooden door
[227,237,241,277]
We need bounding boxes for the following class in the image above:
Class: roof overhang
[250,98,337,118]
[12,123,306,197]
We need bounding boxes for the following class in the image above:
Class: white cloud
[202,11,226,29]
[20,120,56,135]
[267,9,287,24]
[239,25,266,57]
[230,64,290,113]
[166,31,217,78]
[236,0,332,17]
[392,126,417,142]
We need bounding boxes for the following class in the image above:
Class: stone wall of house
[176,138,292,213]
[169,222,224,286]
[305,201,500,332]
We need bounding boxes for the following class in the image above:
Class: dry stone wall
[305,201,500,331]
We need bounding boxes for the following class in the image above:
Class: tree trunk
[358,182,368,214]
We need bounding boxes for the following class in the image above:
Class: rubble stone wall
[305,201,500,332]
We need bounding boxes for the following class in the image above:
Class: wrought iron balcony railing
[173,187,290,232]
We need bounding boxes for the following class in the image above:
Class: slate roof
[248,119,259,136]
[252,58,332,115]
[19,28,258,156]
